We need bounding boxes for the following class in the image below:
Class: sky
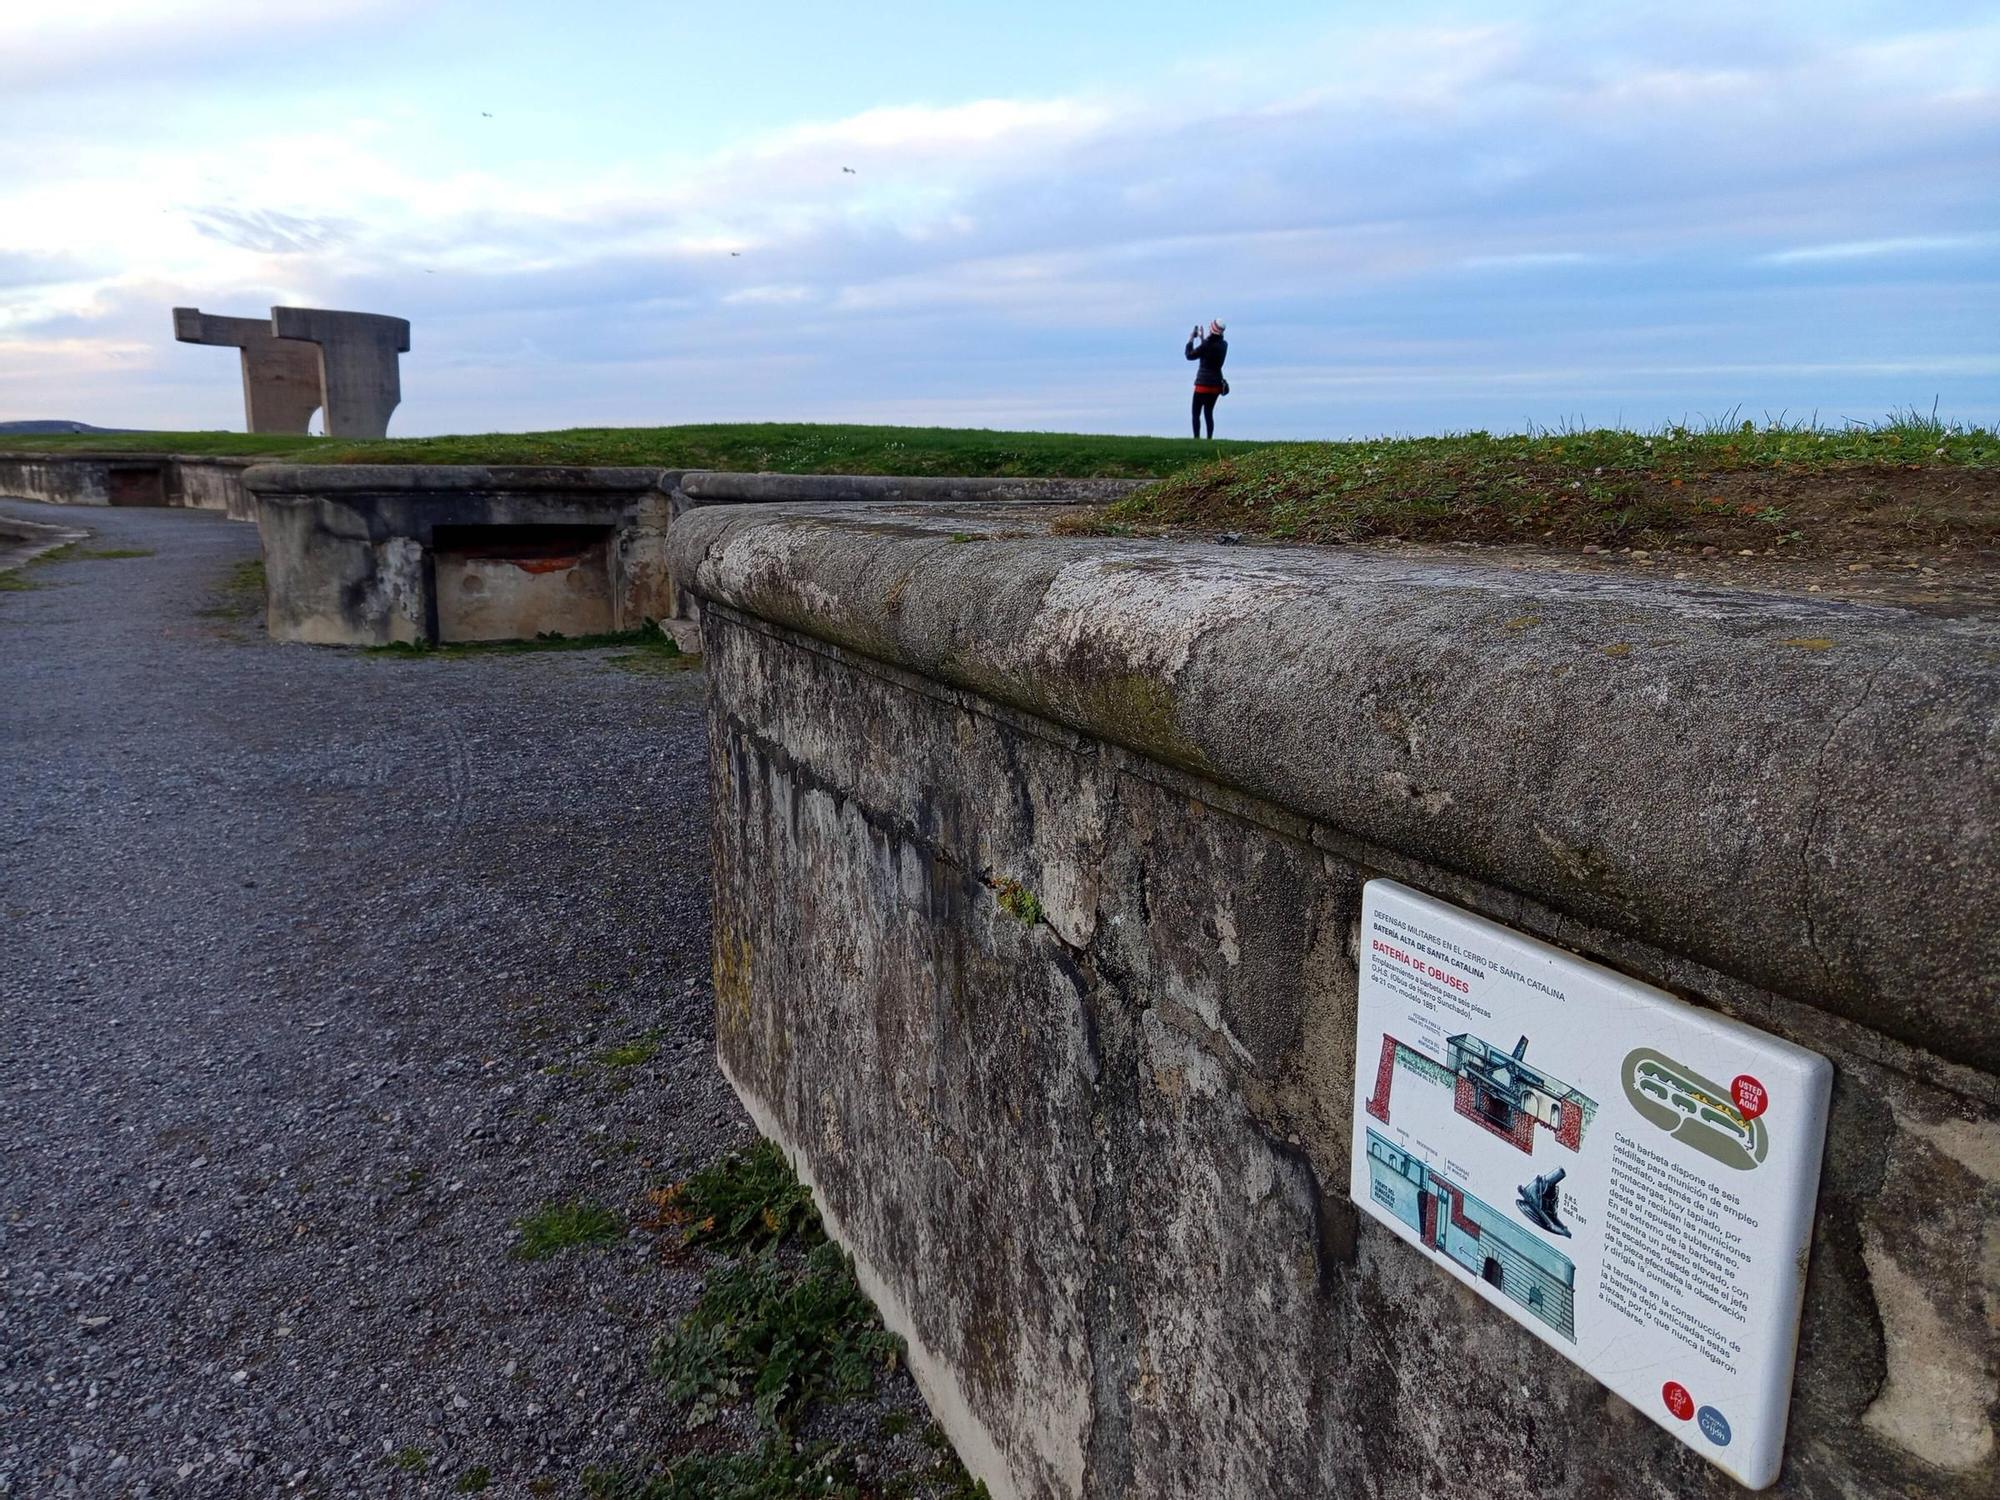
[1,0,1996,439]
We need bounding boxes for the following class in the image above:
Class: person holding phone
[1185,319,1228,439]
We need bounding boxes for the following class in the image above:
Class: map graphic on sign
[1348,880,1832,1491]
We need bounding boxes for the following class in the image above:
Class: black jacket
[1186,333,1227,388]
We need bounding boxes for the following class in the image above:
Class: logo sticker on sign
[1349,880,1832,1490]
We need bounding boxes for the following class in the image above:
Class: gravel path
[0,503,941,1497]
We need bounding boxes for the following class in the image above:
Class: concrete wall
[661,471,1147,622]
[0,453,131,506]
[172,458,259,522]
[0,453,258,520]
[667,500,1999,1499]
[246,464,675,645]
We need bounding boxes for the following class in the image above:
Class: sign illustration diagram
[1516,1167,1572,1237]
[1365,1029,1598,1154]
[1349,880,1832,1491]
[1366,1128,1578,1339]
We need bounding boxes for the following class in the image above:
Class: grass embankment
[1103,414,1999,557]
[2,422,1260,479]
[16,414,1991,557]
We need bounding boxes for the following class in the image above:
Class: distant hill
[0,420,144,436]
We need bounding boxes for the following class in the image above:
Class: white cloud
[1759,234,2000,265]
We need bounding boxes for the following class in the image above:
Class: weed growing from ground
[604,1143,988,1495]
[513,1199,623,1260]
[655,1240,904,1431]
[455,1465,493,1492]
[643,1139,820,1252]
[582,1440,866,1500]
[389,1446,429,1474]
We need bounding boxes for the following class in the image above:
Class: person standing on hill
[1185,320,1228,439]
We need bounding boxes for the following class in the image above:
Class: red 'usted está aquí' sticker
[1731,1075,1768,1119]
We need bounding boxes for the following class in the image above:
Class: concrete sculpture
[171,308,324,434]
[172,305,411,438]
[269,306,410,439]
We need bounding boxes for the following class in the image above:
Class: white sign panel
[1349,880,1831,1490]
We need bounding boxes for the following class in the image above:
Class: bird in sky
[481,111,493,118]
[730,251,741,257]
[841,166,856,174]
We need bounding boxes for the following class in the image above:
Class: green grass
[390,1446,429,1474]
[0,539,154,590]
[1105,412,1999,552]
[607,632,700,675]
[1,421,1261,478]
[455,1465,494,1493]
[195,558,266,621]
[513,1199,624,1260]
[598,1034,662,1069]
[656,1239,905,1432]
[0,539,77,589]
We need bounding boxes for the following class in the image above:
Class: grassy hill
[0,422,1262,480]
[1102,412,1998,557]
[8,414,1992,556]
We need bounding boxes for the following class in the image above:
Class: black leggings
[1192,389,1219,438]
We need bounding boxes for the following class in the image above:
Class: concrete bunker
[174,304,411,438]
[244,464,675,646]
[245,466,1151,646]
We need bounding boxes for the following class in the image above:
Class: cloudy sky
[1,0,1995,438]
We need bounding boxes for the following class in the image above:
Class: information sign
[1349,880,1832,1489]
